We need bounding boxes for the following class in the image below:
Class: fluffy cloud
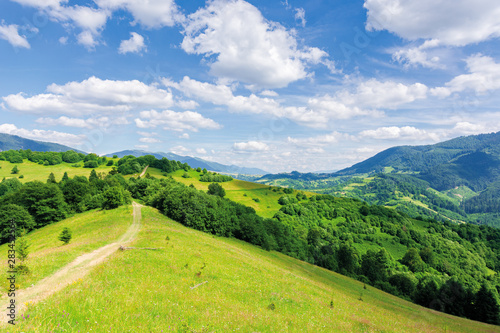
[287,131,352,146]
[359,126,441,141]
[0,123,85,147]
[181,0,332,88]
[196,148,207,154]
[134,110,222,132]
[364,0,500,46]
[233,141,269,151]
[139,137,161,143]
[119,32,146,54]
[431,54,500,97]
[3,76,174,116]
[35,116,127,129]
[295,8,306,27]
[96,0,181,29]
[0,23,32,48]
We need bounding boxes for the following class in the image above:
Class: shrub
[58,227,72,245]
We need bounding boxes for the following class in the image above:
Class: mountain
[106,149,268,175]
[0,133,85,153]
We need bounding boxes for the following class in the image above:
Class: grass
[0,159,119,183]
[149,168,311,218]
[10,205,499,332]
[0,206,132,292]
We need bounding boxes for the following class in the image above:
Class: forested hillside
[1,150,500,325]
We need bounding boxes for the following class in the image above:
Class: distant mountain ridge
[0,133,85,153]
[106,150,268,175]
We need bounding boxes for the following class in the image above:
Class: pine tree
[89,169,98,182]
[58,227,72,245]
[62,172,69,182]
[47,172,57,184]
[16,229,30,274]
[11,165,19,174]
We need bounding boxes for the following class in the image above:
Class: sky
[0,0,500,173]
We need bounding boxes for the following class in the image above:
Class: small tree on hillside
[47,172,57,184]
[11,165,19,174]
[208,183,225,198]
[58,227,72,245]
[16,229,30,274]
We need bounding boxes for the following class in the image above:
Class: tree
[401,248,425,272]
[16,229,30,274]
[361,249,390,283]
[0,204,35,243]
[102,186,124,210]
[18,181,68,227]
[58,227,72,245]
[47,172,57,184]
[208,183,225,198]
[89,169,99,182]
[61,172,69,182]
[11,165,19,174]
[473,283,500,325]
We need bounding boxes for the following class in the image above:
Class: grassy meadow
[0,159,119,183]
[8,205,500,332]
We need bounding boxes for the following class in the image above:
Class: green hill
[4,205,498,332]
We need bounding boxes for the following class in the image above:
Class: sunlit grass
[0,206,132,292]
[0,159,118,183]
[11,206,499,332]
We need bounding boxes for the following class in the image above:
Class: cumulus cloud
[392,40,443,69]
[233,141,269,151]
[134,110,222,132]
[196,148,207,154]
[359,126,441,141]
[96,0,181,29]
[3,76,174,116]
[181,0,332,88]
[364,0,500,47]
[0,23,33,48]
[119,32,146,54]
[35,116,126,129]
[431,54,500,97]
[287,131,352,146]
[0,123,85,147]
[139,137,161,143]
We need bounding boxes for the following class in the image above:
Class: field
[0,159,119,183]
[4,205,499,332]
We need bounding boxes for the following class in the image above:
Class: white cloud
[260,90,278,97]
[364,0,500,47]
[59,36,68,44]
[295,8,306,27]
[431,54,500,97]
[135,110,222,132]
[287,131,352,146]
[233,141,269,152]
[179,133,190,139]
[0,123,85,147]
[196,148,207,154]
[0,23,32,48]
[306,147,324,154]
[96,0,181,29]
[139,137,161,143]
[118,32,146,54]
[181,0,332,88]
[3,76,174,116]
[171,145,189,154]
[392,41,443,69]
[135,144,149,149]
[359,126,441,141]
[36,116,121,128]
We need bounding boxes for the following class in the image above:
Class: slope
[9,205,498,332]
[0,133,85,153]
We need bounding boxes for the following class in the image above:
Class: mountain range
[0,133,85,153]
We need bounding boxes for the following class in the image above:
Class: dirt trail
[2,202,143,321]
[139,165,149,178]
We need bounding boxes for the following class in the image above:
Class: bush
[84,160,98,168]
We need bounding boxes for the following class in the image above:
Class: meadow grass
[0,159,118,183]
[0,206,132,292]
[11,206,500,332]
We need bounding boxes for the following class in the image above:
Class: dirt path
[139,165,149,178]
[2,202,143,321]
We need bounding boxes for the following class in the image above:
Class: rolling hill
[106,149,268,175]
[3,204,498,332]
[0,133,85,153]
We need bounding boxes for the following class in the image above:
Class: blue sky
[1,0,500,173]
